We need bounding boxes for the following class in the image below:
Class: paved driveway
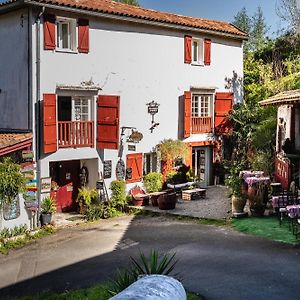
[1,215,300,300]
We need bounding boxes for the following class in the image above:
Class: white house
[0,0,246,224]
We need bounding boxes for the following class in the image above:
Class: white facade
[0,2,245,226]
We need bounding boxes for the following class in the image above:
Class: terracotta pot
[231,195,247,214]
[133,198,144,206]
[157,192,177,210]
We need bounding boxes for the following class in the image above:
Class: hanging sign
[127,131,143,143]
[21,150,34,162]
[147,100,160,115]
[116,159,125,180]
[103,160,112,179]
[128,144,136,151]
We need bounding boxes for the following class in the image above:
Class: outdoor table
[271,195,300,208]
[244,176,270,187]
[240,170,264,181]
[286,205,300,218]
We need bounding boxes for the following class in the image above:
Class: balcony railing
[58,121,94,148]
[191,116,212,134]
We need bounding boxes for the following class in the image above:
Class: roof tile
[0,133,33,150]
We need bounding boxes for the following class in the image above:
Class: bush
[77,187,98,207]
[250,150,273,176]
[110,180,126,211]
[85,203,118,221]
[143,172,163,193]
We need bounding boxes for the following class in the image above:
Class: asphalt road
[1,215,300,300]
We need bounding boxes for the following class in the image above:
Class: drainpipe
[35,7,45,227]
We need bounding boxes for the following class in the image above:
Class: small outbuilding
[260,90,300,189]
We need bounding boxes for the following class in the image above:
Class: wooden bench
[181,188,206,201]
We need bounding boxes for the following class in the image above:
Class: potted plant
[225,173,247,215]
[40,196,56,226]
[143,172,163,206]
[76,187,98,214]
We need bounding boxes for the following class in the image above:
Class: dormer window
[56,17,76,51]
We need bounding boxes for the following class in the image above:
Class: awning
[259,89,300,106]
[0,133,33,157]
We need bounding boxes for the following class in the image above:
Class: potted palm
[40,196,56,226]
[143,172,163,206]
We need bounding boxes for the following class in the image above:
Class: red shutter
[44,14,56,50]
[43,94,57,154]
[204,39,211,65]
[97,95,120,150]
[184,35,192,64]
[184,91,191,138]
[78,19,89,53]
[214,92,233,134]
[126,153,143,183]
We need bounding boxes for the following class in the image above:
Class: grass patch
[0,226,56,255]
[232,216,299,245]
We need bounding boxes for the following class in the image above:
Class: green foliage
[109,250,178,296]
[110,180,126,210]
[157,139,189,162]
[250,151,274,176]
[85,203,120,221]
[0,158,26,208]
[41,196,56,214]
[224,160,244,197]
[0,224,28,239]
[77,187,98,206]
[143,172,163,193]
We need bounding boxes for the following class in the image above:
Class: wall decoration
[127,131,143,143]
[103,160,112,179]
[21,150,34,162]
[3,195,20,220]
[128,144,136,151]
[116,159,125,180]
[40,177,51,193]
[146,100,160,133]
[126,168,132,180]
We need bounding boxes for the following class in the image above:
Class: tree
[115,0,140,6]
[232,7,252,53]
[276,0,300,34]
[252,6,269,52]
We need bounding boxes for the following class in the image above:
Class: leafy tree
[276,0,300,34]
[252,6,269,52]
[115,0,140,6]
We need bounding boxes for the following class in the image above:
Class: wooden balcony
[58,121,94,148]
[191,117,212,134]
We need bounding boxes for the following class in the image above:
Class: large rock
[110,274,186,300]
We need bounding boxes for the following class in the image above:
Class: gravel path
[135,185,231,220]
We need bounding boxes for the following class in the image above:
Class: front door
[50,160,80,212]
[192,146,212,186]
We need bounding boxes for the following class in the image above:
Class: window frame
[192,94,213,117]
[192,38,204,66]
[56,17,77,52]
[71,96,92,122]
[143,152,161,175]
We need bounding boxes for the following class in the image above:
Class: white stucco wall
[277,105,292,152]
[32,10,243,188]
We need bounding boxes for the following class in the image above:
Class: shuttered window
[78,19,89,53]
[184,35,192,64]
[44,14,56,50]
[204,39,211,65]
[43,94,58,154]
[183,91,192,138]
[184,36,211,66]
[214,92,233,133]
[126,153,143,183]
[97,95,120,150]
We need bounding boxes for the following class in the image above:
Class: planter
[150,192,166,207]
[133,197,149,206]
[231,195,247,214]
[247,182,266,217]
[157,192,177,210]
[40,213,52,226]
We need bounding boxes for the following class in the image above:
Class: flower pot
[133,198,144,206]
[231,195,247,214]
[151,194,159,206]
[40,213,52,226]
[157,192,177,210]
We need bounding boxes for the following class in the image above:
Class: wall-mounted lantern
[146,100,160,133]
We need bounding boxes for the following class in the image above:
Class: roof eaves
[24,0,248,40]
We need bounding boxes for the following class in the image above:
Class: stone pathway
[133,185,232,220]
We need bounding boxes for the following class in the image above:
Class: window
[143,152,160,175]
[56,17,76,51]
[192,38,204,65]
[72,97,91,121]
[192,94,212,117]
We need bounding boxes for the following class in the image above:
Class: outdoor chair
[277,190,295,226]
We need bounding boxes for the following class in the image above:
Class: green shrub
[143,172,163,193]
[110,180,126,211]
[250,150,273,176]
[166,170,181,184]
[109,250,178,296]
[77,187,98,206]
[85,203,118,221]
[41,196,56,214]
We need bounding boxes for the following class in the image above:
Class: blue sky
[139,0,286,36]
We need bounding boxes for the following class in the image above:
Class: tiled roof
[0,133,32,150]
[259,90,300,106]
[1,0,247,39]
